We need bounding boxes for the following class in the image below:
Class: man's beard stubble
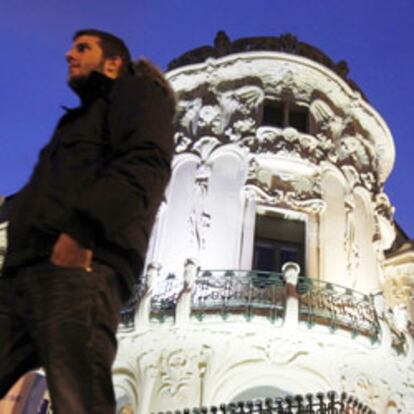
[68,59,106,96]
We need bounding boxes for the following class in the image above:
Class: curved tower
[112,33,411,413]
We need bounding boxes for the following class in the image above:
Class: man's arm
[53,72,175,266]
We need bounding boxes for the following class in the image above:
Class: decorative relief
[337,135,378,191]
[168,31,365,98]
[344,198,360,287]
[188,161,212,256]
[252,337,309,366]
[220,86,264,142]
[310,99,379,191]
[384,276,414,307]
[158,348,205,397]
[374,192,395,225]
[262,66,315,102]
[173,79,379,194]
[138,342,212,409]
[339,366,392,411]
[374,192,396,251]
[311,99,348,156]
[174,85,264,153]
[245,169,326,214]
[243,127,325,165]
[384,306,409,355]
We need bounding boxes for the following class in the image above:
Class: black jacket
[3,61,175,294]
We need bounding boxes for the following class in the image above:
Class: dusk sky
[2,0,413,237]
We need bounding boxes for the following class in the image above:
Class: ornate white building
[112,33,414,414]
[0,32,414,414]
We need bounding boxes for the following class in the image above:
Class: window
[262,102,284,128]
[289,106,308,133]
[262,100,310,133]
[253,211,305,274]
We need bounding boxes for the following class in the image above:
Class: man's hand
[50,233,93,270]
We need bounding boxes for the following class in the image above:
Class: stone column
[135,262,161,326]
[176,258,199,324]
[283,262,301,330]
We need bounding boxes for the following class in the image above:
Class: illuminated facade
[112,33,414,414]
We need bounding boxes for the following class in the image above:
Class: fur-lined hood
[131,58,176,116]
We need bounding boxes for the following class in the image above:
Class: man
[0,29,175,413]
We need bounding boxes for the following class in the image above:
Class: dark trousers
[0,261,124,414]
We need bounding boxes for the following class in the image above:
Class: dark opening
[253,212,305,274]
[289,107,308,133]
[262,102,284,128]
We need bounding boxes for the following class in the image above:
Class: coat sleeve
[64,74,175,249]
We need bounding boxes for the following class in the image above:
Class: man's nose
[65,49,75,62]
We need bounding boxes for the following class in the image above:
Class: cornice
[167,52,395,185]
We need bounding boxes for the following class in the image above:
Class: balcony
[119,261,411,356]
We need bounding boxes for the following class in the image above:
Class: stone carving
[159,349,196,397]
[156,344,211,405]
[337,135,377,191]
[253,337,309,366]
[174,86,263,152]
[383,307,409,355]
[173,82,378,194]
[187,160,212,257]
[311,100,345,162]
[344,198,360,287]
[339,366,393,411]
[310,99,380,191]
[375,192,395,223]
[245,168,325,214]
[220,86,264,142]
[168,32,365,97]
[385,276,414,306]
[243,127,325,165]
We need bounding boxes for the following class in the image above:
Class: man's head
[66,29,132,89]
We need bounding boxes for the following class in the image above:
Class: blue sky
[1,0,413,236]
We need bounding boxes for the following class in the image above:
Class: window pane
[254,239,276,271]
[289,108,308,132]
[262,103,284,128]
[253,212,305,274]
[280,246,300,266]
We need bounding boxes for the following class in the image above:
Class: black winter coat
[2,62,175,295]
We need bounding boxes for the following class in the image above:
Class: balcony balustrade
[154,391,375,414]
[119,260,412,357]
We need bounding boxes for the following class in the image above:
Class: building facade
[112,33,414,414]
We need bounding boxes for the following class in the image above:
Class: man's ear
[103,56,123,79]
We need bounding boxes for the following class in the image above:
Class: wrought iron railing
[119,267,392,346]
[297,277,380,342]
[150,272,182,322]
[191,270,286,322]
[154,391,375,413]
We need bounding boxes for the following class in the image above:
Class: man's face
[65,35,105,82]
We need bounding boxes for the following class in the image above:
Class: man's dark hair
[74,29,132,75]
